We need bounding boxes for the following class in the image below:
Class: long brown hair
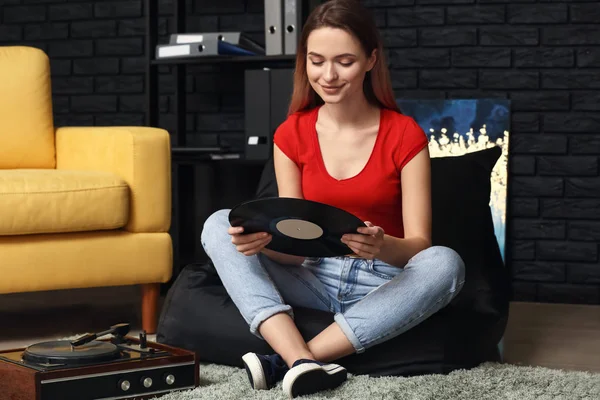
[288,0,400,115]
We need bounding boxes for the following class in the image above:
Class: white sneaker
[282,359,347,398]
[241,352,289,390]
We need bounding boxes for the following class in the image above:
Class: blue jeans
[201,209,465,354]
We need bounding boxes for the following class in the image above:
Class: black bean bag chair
[156,146,511,377]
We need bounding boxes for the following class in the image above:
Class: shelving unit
[143,0,297,278]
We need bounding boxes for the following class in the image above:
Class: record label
[275,218,323,240]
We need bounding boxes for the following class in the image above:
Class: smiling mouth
[321,84,344,90]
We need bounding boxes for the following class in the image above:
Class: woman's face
[306,27,376,105]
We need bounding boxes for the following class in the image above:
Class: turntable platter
[23,340,121,366]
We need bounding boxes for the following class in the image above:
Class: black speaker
[244,68,294,161]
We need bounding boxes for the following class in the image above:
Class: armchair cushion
[0,169,128,236]
[0,230,172,293]
[55,126,172,233]
[0,46,55,169]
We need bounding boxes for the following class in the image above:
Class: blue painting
[396,99,510,261]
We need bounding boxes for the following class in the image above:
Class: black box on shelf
[244,68,294,161]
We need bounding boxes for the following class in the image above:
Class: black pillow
[430,147,511,317]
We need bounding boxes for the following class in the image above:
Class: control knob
[118,379,130,391]
[165,374,176,385]
[142,377,153,388]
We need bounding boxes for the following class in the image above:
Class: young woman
[200,0,465,398]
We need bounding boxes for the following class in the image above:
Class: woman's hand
[228,226,272,256]
[341,221,385,260]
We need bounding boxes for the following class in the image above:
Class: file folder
[284,0,301,54]
[169,32,265,55]
[156,40,256,59]
[264,0,283,55]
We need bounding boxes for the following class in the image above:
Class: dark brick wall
[1,0,599,304]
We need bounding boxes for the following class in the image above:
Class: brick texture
[1,0,599,304]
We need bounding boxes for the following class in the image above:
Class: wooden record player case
[0,337,199,400]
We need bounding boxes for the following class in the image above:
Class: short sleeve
[396,117,429,172]
[272,116,299,165]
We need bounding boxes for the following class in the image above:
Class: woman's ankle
[282,351,315,369]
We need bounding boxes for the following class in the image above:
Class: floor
[502,301,600,373]
[1,288,599,374]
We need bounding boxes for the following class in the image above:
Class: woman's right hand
[228,226,272,256]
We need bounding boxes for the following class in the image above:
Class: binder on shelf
[244,68,294,161]
[156,40,256,59]
[169,32,265,55]
[264,0,283,55]
[283,0,302,55]
[245,69,271,160]
[270,68,294,136]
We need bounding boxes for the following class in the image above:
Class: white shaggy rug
[52,334,599,399]
[153,361,600,400]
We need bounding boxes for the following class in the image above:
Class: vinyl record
[23,340,121,366]
[228,197,366,257]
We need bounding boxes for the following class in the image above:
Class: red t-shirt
[273,105,428,239]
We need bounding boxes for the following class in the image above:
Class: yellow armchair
[0,46,172,334]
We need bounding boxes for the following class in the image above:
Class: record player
[0,323,199,400]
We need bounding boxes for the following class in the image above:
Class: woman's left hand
[341,221,385,260]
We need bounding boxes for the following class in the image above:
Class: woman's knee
[200,208,232,250]
[419,245,465,282]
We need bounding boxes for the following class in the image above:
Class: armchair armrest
[55,126,171,233]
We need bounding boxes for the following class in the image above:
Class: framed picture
[397,99,510,261]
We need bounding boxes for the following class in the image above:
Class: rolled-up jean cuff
[334,313,365,354]
[249,305,294,339]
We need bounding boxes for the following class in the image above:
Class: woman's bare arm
[273,143,304,199]
[377,147,432,267]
